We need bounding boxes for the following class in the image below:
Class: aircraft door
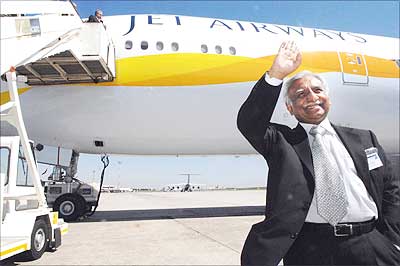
[337,52,369,85]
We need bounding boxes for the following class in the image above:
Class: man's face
[286,75,331,124]
[96,11,103,19]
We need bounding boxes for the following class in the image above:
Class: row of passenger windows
[125,40,237,55]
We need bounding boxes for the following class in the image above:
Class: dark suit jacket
[237,75,400,266]
[88,15,101,23]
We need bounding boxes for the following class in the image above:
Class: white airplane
[1,1,399,159]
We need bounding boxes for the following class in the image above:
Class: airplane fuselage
[1,14,399,155]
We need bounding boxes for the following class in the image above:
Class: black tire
[53,194,85,222]
[25,219,48,260]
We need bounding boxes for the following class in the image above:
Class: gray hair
[283,71,329,105]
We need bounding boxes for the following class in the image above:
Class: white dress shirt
[301,119,378,223]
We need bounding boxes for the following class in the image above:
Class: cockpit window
[395,59,400,68]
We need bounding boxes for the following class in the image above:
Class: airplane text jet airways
[1,1,399,156]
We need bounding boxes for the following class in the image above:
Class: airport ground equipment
[1,69,68,261]
[43,154,109,222]
[43,167,99,222]
[1,0,116,222]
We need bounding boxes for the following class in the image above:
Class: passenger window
[229,46,236,55]
[125,40,133,50]
[215,45,222,54]
[156,41,164,51]
[141,41,148,50]
[0,147,10,186]
[171,42,179,52]
[201,44,208,53]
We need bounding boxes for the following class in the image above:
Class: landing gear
[181,183,192,192]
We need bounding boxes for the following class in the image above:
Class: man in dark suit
[237,41,400,266]
[88,9,104,24]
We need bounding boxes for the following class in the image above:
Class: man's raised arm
[236,41,302,154]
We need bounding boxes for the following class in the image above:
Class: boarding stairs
[0,0,115,85]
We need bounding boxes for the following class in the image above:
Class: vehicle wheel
[53,194,84,222]
[25,219,48,260]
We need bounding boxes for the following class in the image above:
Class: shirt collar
[300,118,335,136]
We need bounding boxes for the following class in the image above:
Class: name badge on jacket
[365,147,383,170]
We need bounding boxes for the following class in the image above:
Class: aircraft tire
[53,194,85,222]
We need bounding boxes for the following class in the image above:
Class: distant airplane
[1,1,399,161]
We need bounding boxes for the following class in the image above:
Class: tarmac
[3,189,267,265]
[3,155,399,265]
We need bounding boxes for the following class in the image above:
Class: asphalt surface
[3,155,399,265]
[3,190,266,265]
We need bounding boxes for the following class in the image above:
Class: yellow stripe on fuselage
[0,87,31,105]
[1,52,398,105]
[95,52,399,87]
[365,55,399,78]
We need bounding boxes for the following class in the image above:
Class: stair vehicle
[1,69,68,261]
[1,0,115,223]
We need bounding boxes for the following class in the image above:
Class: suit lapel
[332,124,373,193]
[291,124,315,180]
[289,123,375,205]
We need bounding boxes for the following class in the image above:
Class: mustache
[305,100,323,108]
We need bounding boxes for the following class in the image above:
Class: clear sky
[69,1,399,189]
